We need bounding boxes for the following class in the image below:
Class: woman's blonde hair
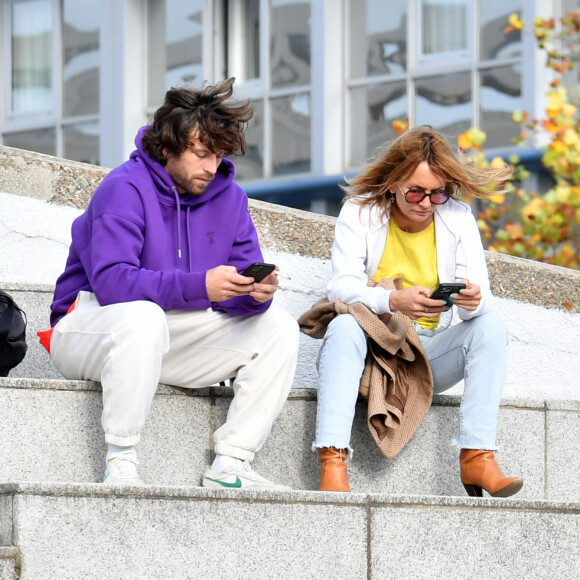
[342,125,512,219]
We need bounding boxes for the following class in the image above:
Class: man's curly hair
[142,78,253,164]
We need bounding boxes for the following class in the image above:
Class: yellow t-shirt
[373,218,439,330]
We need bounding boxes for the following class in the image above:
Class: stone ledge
[1,145,579,313]
[2,377,578,409]
[1,482,578,513]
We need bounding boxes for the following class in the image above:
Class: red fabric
[37,300,76,354]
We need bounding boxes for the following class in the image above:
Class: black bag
[0,290,28,377]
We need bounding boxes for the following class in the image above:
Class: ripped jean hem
[311,442,354,460]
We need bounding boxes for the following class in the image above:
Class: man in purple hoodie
[40,78,299,489]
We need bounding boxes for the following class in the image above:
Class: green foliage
[465,11,580,270]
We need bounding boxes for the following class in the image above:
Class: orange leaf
[543,120,559,132]
[505,223,524,240]
[391,119,409,136]
[508,13,524,29]
[549,140,567,152]
[458,132,473,150]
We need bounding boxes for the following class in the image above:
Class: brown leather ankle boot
[318,448,350,492]
[460,449,523,498]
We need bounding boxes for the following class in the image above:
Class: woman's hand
[389,286,448,320]
[450,279,481,311]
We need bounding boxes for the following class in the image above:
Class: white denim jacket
[326,197,493,331]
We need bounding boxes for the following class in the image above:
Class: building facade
[1,0,578,214]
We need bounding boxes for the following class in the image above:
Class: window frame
[215,0,315,181]
[416,0,473,67]
[344,0,528,170]
[1,0,101,164]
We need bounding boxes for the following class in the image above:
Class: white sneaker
[202,460,291,490]
[103,451,144,485]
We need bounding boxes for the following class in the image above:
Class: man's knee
[111,301,168,350]
[115,300,166,329]
[265,308,300,348]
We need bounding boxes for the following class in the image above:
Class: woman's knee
[326,314,367,350]
[328,313,362,333]
[476,312,507,338]
[469,312,508,349]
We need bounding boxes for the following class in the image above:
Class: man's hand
[449,279,481,311]
[205,265,278,303]
[206,265,255,302]
[248,270,279,303]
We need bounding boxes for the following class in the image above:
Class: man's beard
[179,173,215,195]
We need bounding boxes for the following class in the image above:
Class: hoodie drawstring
[186,206,193,272]
[172,186,194,272]
[172,186,183,260]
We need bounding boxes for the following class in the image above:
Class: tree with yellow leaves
[464,11,580,270]
[420,11,580,271]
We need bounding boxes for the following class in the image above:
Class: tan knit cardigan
[298,277,433,459]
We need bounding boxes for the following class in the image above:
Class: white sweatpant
[50,291,299,461]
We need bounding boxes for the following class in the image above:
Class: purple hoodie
[50,127,269,326]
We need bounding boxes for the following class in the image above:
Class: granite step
[1,377,578,501]
[0,548,19,580]
[1,482,578,580]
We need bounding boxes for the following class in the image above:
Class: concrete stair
[1,368,579,578]
[1,147,580,578]
[0,548,19,580]
[1,483,578,580]
[1,376,579,501]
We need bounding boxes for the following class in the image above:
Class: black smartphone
[240,262,276,283]
[430,282,467,302]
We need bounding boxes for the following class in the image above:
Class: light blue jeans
[314,312,508,455]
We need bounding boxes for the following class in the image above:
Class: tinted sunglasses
[399,186,453,205]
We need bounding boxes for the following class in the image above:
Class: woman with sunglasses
[306,125,523,497]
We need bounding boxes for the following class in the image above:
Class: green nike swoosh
[206,475,242,488]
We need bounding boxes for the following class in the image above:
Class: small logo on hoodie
[207,232,216,245]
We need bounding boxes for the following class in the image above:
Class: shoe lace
[239,460,269,483]
[109,453,139,479]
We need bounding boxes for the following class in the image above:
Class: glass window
[165,0,203,88]
[63,0,100,117]
[349,0,407,78]
[349,81,407,166]
[226,0,261,82]
[63,122,100,165]
[480,0,522,61]
[480,64,522,149]
[233,99,264,180]
[148,0,204,107]
[271,94,311,175]
[415,72,471,137]
[11,0,53,114]
[4,128,56,156]
[270,0,311,89]
[421,0,468,56]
